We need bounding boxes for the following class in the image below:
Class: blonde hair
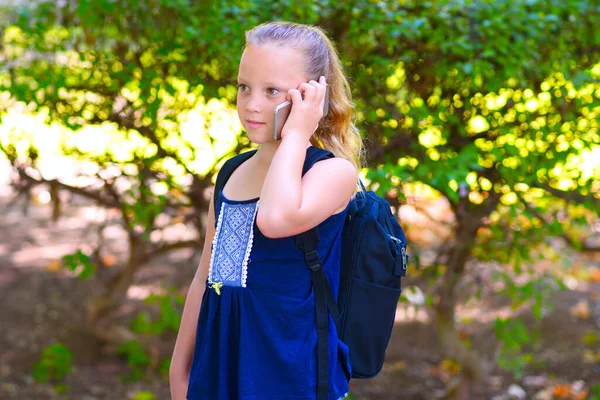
[244,21,365,197]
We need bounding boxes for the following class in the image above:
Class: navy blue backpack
[214,146,409,400]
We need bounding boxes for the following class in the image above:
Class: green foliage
[121,287,183,381]
[122,184,168,241]
[490,271,568,378]
[31,342,74,391]
[497,272,565,319]
[591,385,600,400]
[133,391,157,400]
[62,249,96,279]
[158,357,171,378]
[3,0,597,253]
[131,286,184,335]
[116,338,172,382]
[345,391,359,400]
[493,318,533,379]
[116,340,151,382]
[582,331,598,347]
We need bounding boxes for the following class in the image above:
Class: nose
[244,93,265,114]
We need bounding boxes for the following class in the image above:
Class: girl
[170,21,364,400]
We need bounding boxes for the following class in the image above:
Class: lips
[246,119,266,128]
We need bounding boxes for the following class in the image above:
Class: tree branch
[515,190,600,252]
[12,166,120,208]
[138,239,202,264]
[530,182,599,206]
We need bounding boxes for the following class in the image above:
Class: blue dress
[186,153,352,400]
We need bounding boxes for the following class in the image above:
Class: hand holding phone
[273,82,330,141]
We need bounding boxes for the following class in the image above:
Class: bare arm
[256,135,357,238]
[170,193,216,400]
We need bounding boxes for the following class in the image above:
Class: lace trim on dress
[208,200,259,289]
[240,199,259,287]
[207,200,225,286]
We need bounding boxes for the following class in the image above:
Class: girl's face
[236,44,308,143]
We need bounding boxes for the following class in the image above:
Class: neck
[253,140,312,167]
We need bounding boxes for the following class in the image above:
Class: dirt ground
[1,187,599,400]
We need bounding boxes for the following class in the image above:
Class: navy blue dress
[186,152,352,400]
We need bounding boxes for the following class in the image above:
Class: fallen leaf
[553,384,571,398]
[102,254,117,267]
[440,359,461,374]
[571,380,588,400]
[582,349,600,364]
[533,387,553,400]
[429,358,462,384]
[569,301,590,320]
[582,332,598,346]
[387,360,407,372]
[573,388,588,400]
[590,268,600,283]
[46,260,63,273]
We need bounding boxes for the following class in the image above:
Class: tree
[1,1,599,397]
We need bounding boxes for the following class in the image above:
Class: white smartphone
[273,84,330,141]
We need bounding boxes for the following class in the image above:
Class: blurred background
[1,1,599,399]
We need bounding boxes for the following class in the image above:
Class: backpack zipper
[388,234,404,246]
[389,234,407,271]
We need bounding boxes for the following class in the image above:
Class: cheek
[268,98,283,114]
[236,97,246,119]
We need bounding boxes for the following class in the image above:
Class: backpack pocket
[354,218,403,290]
[343,277,401,378]
[388,235,408,277]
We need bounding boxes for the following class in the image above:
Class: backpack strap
[213,145,329,216]
[212,149,258,223]
[302,146,334,176]
[295,146,340,400]
[294,230,339,400]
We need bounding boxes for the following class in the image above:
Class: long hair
[244,21,365,197]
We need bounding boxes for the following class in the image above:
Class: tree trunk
[87,235,143,324]
[433,221,486,399]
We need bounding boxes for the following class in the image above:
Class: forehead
[238,44,308,85]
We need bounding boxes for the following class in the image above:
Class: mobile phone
[273,84,330,141]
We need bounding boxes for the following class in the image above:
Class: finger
[298,82,316,103]
[309,78,325,90]
[288,89,303,104]
[307,79,321,90]
[308,80,325,104]
[311,78,326,114]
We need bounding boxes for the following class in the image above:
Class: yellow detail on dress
[210,282,223,295]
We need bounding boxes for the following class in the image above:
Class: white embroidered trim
[208,201,226,285]
[240,200,259,288]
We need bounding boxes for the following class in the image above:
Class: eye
[266,88,280,95]
[237,84,248,92]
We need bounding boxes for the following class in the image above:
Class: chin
[245,128,276,144]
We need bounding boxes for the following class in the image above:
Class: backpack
[213,146,408,400]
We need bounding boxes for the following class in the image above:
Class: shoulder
[258,156,356,238]
[305,156,357,184]
[302,156,357,201]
